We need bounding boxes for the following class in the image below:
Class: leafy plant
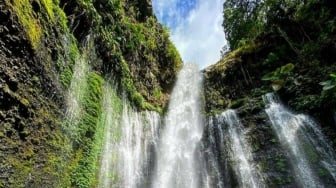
[262,63,295,91]
[320,73,336,90]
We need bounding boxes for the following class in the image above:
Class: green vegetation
[6,0,42,48]
[223,0,264,50]
[40,0,54,21]
[207,0,336,115]
[320,73,336,91]
[67,0,183,111]
[70,72,104,187]
[6,0,69,49]
[2,0,182,187]
[262,63,295,91]
[57,35,80,88]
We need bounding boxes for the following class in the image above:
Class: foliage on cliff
[0,0,182,187]
[206,0,336,126]
[59,0,182,111]
[203,1,336,186]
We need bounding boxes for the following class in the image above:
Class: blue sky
[152,0,226,68]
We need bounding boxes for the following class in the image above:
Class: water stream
[264,93,336,187]
[206,110,264,188]
[98,85,121,188]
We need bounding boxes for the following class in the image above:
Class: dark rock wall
[0,2,68,187]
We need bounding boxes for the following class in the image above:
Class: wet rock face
[0,2,67,187]
[1,0,182,186]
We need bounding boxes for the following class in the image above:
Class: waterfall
[119,104,160,188]
[152,63,205,188]
[98,85,121,188]
[64,35,91,139]
[65,56,88,124]
[263,93,336,187]
[98,91,160,188]
[203,117,228,188]
[207,110,264,188]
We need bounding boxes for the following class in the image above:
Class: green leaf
[319,80,332,86]
[262,71,279,81]
[323,85,336,90]
[329,73,336,79]
[280,63,295,74]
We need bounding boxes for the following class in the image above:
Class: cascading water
[207,110,264,188]
[98,85,121,188]
[203,116,231,188]
[118,104,160,188]
[263,93,336,187]
[64,35,91,138]
[98,93,160,188]
[65,56,88,123]
[152,63,205,188]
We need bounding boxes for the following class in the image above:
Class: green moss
[275,160,286,173]
[7,157,33,187]
[6,0,42,48]
[317,167,329,177]
[60,66,73,88]
[44,132,72,187]
[70,72,105,187]
[302,142,319,164]
[55,6,68,31]
[153,88,163,99]
[229,97,248,109]
[57,35,80,88]
[19,98,30,106]
[40,0,54,21]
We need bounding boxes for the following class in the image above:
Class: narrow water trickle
[64,35,92,138]
[98,85,121,188]
[152,63,206,188]
[263,93,336,187]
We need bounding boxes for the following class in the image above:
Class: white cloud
[153,0,226,69]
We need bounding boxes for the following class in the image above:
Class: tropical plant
[262,63,295,91]
[320,74,336,91]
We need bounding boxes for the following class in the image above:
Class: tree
[222,0,264,50]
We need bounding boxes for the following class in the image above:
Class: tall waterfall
[206,110,264,188]
[264,93,336,187]
[152,63,205,188]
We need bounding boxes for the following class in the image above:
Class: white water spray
[152,63,205,188]
[118,104,160,188]
[264,93,336,187]
[98,85,121,188]
[219,110,264,188]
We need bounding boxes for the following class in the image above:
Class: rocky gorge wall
[1,0,336,187]
[203,1,336,185]
[0,0,182,187]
